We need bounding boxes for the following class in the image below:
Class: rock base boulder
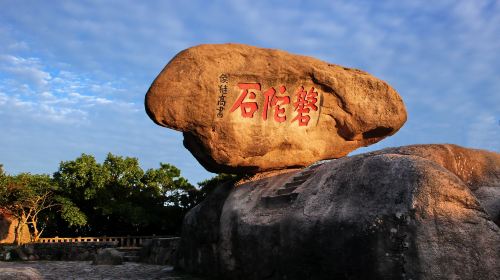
[92,248,123,265]
[139,237,179,265]
[176,144,500,280]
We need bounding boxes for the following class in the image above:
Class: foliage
[0,173,74,244]
[50,153,199,236]
[197,173,240,199]
[0,155,238,239]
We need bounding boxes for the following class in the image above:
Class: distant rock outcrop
[0,209,30,244]
[176,144,500,280]
[145,43,407,173]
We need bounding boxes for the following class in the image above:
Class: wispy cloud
[0,0,498,185]
[0,55,51,87]
[0,53,138,125]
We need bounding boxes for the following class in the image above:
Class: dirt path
[0,261,202,280]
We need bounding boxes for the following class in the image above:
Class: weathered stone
[0,209,31,244]
[145,44,407,173]
[139,237,179,265]
[32,241,117,261]
[0,267,42,280]
[177,144,500,280]
[0,261,194,279]
[13,247,28,261]
[92,248,123,265]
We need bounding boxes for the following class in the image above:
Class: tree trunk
[14,215,27,245]
[32,217,41,242]
[13,219,21,245]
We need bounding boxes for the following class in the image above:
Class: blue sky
[0,0,499,185]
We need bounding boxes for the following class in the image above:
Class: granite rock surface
[177,144,500,280]
[145,44,407,173]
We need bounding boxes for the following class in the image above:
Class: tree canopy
[0,173,85,244]
[0,153,234,241]
[49,153,200,236]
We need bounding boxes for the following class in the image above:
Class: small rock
[13,247,28,261]
[161,265,174,272]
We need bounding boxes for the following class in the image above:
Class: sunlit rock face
[145,44,407,174]
[177,144,500,280]
[0,209,30,244]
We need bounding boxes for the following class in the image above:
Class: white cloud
[38,103,89,124]
[0,92,7,105]
[0,53,139,125]
[68,92,112,105]
[0,55,52,88]
[0,0,498,184]
[7,41,29,51]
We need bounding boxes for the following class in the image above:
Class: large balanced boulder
[145,44,407,173]
[177,144,500,280]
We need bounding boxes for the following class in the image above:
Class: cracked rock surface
[145,43,407,173]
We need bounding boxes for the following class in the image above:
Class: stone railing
[36,235,170,247]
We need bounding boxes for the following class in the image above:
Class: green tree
[144,163,195,208]
[52,153,106,235]
[52,153,197,236]
[99,153,148,233]
[197,173,240,198]
[0,173,83,244]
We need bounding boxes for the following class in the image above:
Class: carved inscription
[229,83,320,126]
[216,74,229,118]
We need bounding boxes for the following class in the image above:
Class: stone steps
[262,165,323,208]
[261,192,299,208]
[116,247,141,262]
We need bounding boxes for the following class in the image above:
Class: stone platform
[0,261,203,280]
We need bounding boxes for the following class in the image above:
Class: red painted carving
[228,82,320,126]
[291,86,319,126]
[261,87,275,121]
[261,85,290,122]
[230,83,260,118]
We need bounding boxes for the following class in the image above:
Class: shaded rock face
[92,248,123,265]
[145,44,407,173]
[177,144,500,280]
[139,237,180,265]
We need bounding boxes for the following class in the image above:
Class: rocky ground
[0,261,203,280]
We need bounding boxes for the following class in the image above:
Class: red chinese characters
[229,83,260,118]
[262,85,290,123]
[291,86,319,126]
[229,83,319,126]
